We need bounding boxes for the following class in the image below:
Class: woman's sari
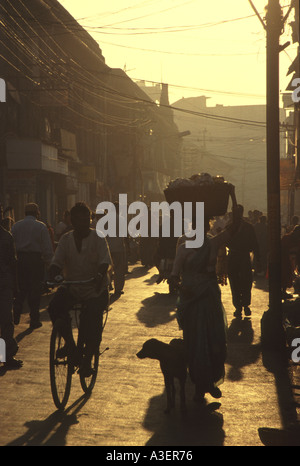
[176,236,227,393]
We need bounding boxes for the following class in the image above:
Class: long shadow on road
[225,317,261,382]
[258,347,300,446]
[143,377,225,446]
[5,395,90,446]
[136,292,178,328]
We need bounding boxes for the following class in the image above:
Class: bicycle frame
[48,277,109,410]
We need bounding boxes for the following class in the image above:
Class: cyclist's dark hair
[70,202,91,222]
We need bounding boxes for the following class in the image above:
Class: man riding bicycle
[48,202,112,377]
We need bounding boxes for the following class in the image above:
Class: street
[0,263,298,447]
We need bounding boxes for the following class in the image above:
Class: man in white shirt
[11,203,54,329]
[48,202,111,377]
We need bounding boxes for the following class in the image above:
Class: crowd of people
[1,198,300,404]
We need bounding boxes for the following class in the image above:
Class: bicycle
[47,278,109,410]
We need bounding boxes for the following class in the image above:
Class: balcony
[6,139,69,175]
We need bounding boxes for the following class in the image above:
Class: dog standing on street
[136,338,187,414]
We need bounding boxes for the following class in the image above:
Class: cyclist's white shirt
[51,229,112,300]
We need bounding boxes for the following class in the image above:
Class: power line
[63,0,199,29]
[6,11,261,34]
[0,1,283,130]
[98,38,262,57]
[58,0,161,23]
[133,78,265,99]
[82,14,259,33]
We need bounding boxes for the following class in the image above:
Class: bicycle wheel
[79,348,99,394]
[49,319,73,410]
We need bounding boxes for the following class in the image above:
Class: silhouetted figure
[227,204,260,318]
[11,203,53,328]
[56,210,72,240]
[106,202,127,296]
[155,214,179,294]
[254,215,268,275]
[281,225,300,298]
[1,217,14,232]
[48,202,111,377]
[107,235,126,296]
[170,184,239,402]
[0,225,23,369]
[286,215,299,233]
[139,208,158,268]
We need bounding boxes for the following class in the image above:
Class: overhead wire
[16,0,155,111]
[0,40,142,132]
[6,10,262,35]
[2,2,270,90]
[97,0,206,28]
[19,7,268,130]
[0,16,60,83]
[3,0,152,129]
[1,1,69,82]
[58,0,161,23]
[1,0,290,131]
[94,38,261,57]
[0,0,273,150]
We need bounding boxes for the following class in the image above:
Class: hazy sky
[57,0,296,106]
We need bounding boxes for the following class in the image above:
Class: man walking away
[12,203,54,329]
[227,204,261,318]
[106,202,126,298]
[0,224,23,369]
[107,236,126,297]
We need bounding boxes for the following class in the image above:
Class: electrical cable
[1,0,291,131]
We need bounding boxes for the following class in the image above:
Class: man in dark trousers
[12,203,53,328]
[48,202,111,377]
[227,204,261,318]
[0,224,23,368]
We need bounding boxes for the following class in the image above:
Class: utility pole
[261,0,285,349]
[288,0,299,224]
[295,0,300,186]
[249,0,293,349]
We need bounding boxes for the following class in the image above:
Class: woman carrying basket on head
[170,183,239,403]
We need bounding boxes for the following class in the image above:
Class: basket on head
[163,174,231,217]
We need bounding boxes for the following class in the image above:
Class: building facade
[0,0,179,226]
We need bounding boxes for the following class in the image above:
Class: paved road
[0,264,299,447]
